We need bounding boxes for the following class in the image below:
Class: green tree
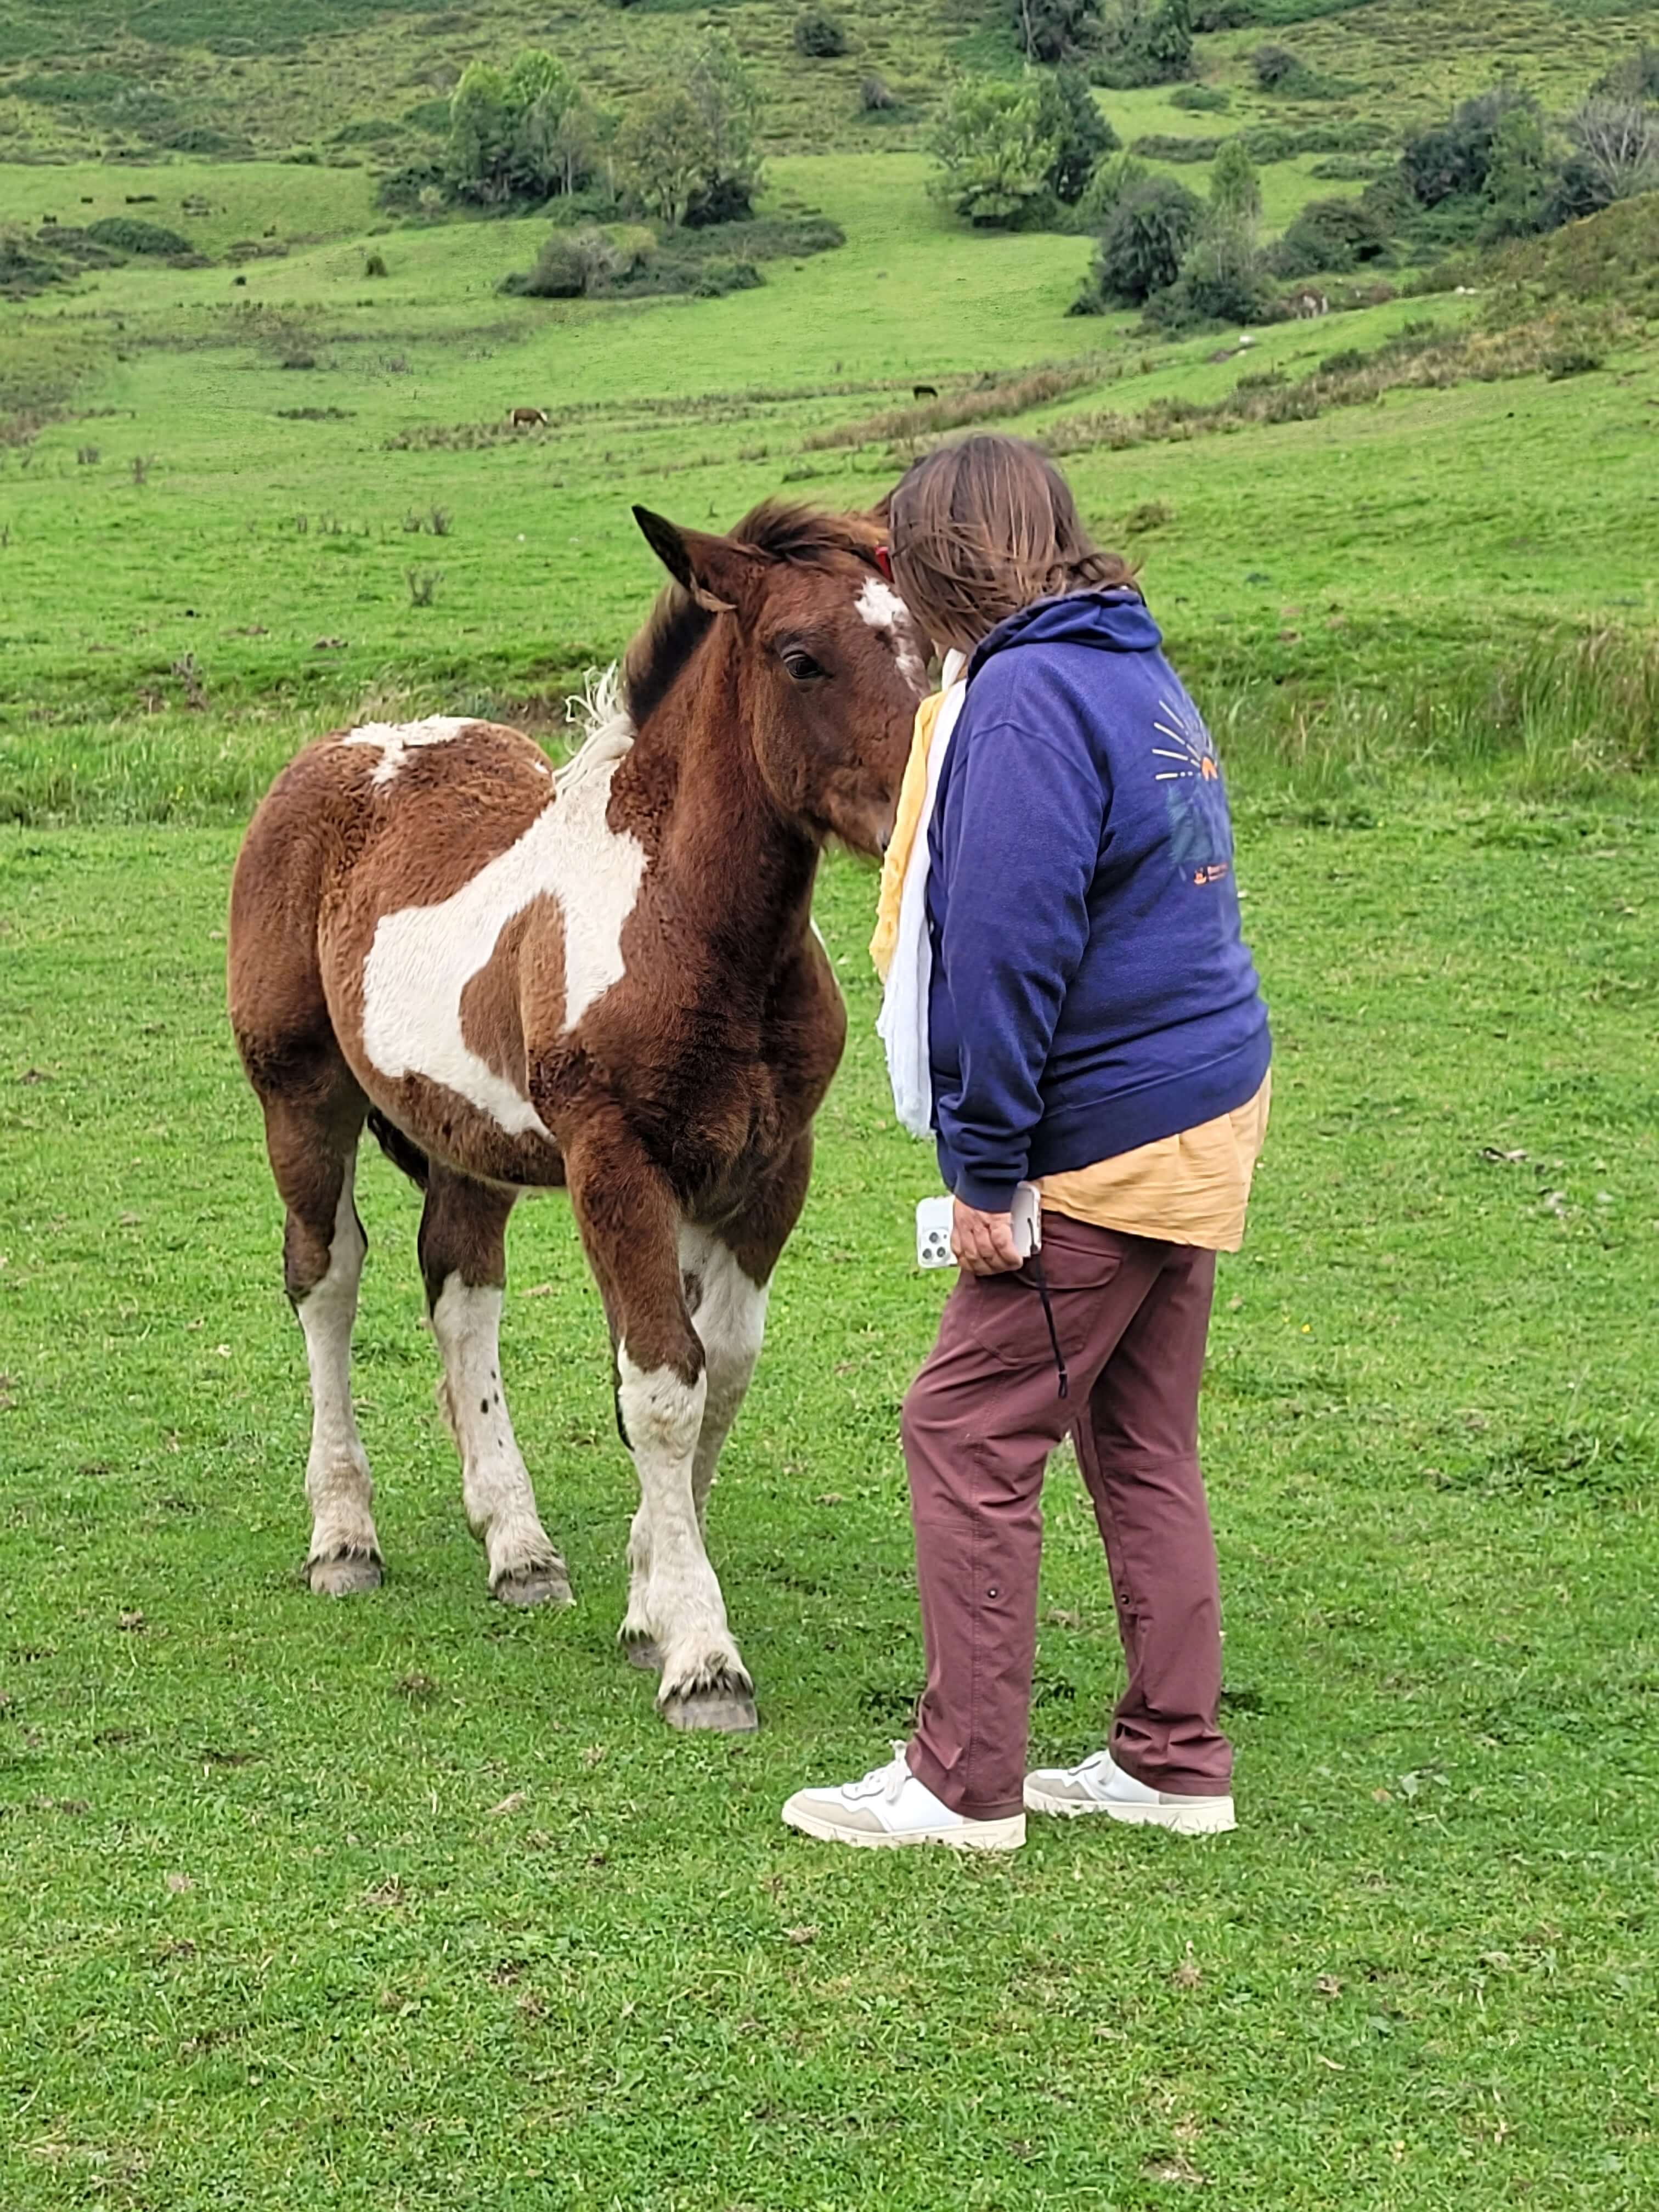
[1208,136,1260,234]
[683,29,764,222]
[504,49,577,198]
[930,76,1064,227]
[616,85,709,226]
[448,63,515,202]
[1095,173,1203,299]
[1482,99,1554,238]
[1035,65,1119,203]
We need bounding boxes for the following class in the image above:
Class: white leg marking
[430,1278,567,1597]
[340,716,476,786]
[359,755,646,1136]
[619,1231,768,1686]
[617,1348,754,1701]
[856,574,928,696]
[298,1162,379,1569]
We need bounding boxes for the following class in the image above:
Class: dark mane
[622,500,881,727]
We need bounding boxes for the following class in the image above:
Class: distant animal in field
[507,405,549,428]
[912,383,939,399]
[1207,347,1237,364]
[228,500,924,1734]
[1292,291,1329,320]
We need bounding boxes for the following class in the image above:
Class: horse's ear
[632,506,765,616]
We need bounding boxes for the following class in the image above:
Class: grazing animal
[507,405,549,428]
[228,501,924,1732]
[1292,291,1329,320]
[911,383,939,400]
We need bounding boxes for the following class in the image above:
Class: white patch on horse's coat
[297,1160,378,1565]
[855,576,927,695]
[617,1340,748,1699]
[359,755,646,1135]
[341,716,473,787]
[431,1277,561,1589]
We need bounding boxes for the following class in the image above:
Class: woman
[783,436,1271,1852]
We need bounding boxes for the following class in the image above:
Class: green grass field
[3,0,1659,2202]
[4,800,1658,2210]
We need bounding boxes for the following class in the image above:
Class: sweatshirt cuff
[953,1170,1024,1214]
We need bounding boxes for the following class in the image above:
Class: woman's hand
[951,1199,1024,1277]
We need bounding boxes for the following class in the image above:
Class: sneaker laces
[844,1743,912,1804]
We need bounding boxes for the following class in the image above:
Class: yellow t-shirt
[1039,1071,1271,1254]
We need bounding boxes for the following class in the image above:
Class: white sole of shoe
[782,1803,1025,1852]
[1023,1783,1235,1835]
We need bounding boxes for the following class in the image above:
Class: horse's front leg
[567,1130,755,1731]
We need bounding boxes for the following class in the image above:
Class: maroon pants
[901,1215,1231,1821]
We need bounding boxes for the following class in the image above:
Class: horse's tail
[366,1108,430,1190]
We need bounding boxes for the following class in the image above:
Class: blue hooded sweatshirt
[926,589,1270,1213]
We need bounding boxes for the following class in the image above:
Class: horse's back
[229,716,557,1093]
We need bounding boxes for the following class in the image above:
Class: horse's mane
[620,500,881,728]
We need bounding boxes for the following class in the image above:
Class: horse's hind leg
[262,1085,382,1595]
[419,1166,571,1607]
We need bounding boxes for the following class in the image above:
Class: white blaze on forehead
[359,758,646,1136]
[340,716,474,786]
[855,575,927,696]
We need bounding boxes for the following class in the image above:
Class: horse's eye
[782,649,827,684]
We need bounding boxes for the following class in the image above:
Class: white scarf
[877,650,969,1139]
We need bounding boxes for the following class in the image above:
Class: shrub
[515,233,588,297]
[1209,137,1261,229]
[1170,83,1229,111]
[1013,0,1098,65]
[1088,0,1194,90]
[1147,221,1273,328]
[693,256,763,297]
[1251,43,1301,90]
[84,216,191,256]
[1096,173,1204,302]
[1131,133,1221,162]
[1566,99,1659,209]
[364,250,388,278]
[794,10,848,58]
[1402,87,1537,209]
[930,76,1063,228]
[1271,194,1392,276]
[1075,150,1150,229]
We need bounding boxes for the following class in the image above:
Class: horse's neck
[633,638,820,987]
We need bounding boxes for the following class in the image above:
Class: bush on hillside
[1131,133,1221,161]
[1014,0,1099,65]
[1170,82,1229,111]
[1209,136,1261,230]
[1590,44,1659,104]
[1402,86,1536,208]
[1251,44,1301,90]
[1088,0,1194,89]
[1270,194,1391,275]
[794,10,848,57]
[83,215,194,257]
[930,77,1063,228]
[1146,220,1274,328]
[1566,98,1659,208]
[1094,173,1204,301]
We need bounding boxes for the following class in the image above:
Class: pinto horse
[228,501,925,1730]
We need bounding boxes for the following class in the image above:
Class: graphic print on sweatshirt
[1152,690,1234,888]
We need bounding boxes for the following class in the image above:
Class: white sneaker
[1023,1748,1235,1835]
[782,1745,1024,1852]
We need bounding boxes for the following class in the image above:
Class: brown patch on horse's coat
[458,896,565,1094]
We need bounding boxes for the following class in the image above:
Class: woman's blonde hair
[883,435,1136,654]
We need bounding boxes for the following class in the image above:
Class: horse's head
[632,501,927,859]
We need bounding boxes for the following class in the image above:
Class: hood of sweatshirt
[967,589,1163,679]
